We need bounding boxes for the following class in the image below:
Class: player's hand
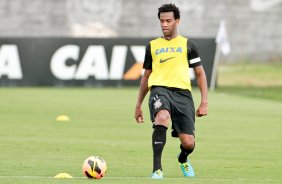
[196,101,208,117]
[135,105,144,123]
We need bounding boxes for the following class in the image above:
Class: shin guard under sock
[178,144,195,163]
[152,125,167,171]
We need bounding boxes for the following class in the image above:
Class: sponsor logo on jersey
[155,47,182,55]
[160,57,175,63]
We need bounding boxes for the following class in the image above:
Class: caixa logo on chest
[50,45,145,80]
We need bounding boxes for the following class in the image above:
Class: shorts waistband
[151,85,191,92]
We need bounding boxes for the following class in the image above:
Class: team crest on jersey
[154,99,162,109]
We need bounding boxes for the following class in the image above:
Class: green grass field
[217,62,282,102]
[0,87,281,184]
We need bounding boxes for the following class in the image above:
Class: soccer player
[134,3,208,179]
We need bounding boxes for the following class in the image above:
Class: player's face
[159,12,179,37]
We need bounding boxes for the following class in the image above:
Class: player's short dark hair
[158,3,180,20]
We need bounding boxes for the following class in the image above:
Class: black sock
[178,144,195,163]
[152,125,167,172]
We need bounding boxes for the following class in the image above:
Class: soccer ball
[82,156,107,179]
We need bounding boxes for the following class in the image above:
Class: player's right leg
[149,87,171,179]
[151,169,163,179]
[151,110,170,179]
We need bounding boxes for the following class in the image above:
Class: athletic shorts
[149,86,195,137]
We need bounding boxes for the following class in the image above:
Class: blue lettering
[176,47,182,53]
[156,49,160,55]
[155,47,182,55]
[160,48,165,54]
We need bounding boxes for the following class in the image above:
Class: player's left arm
[188,39,208,117]
[194,65,208,117]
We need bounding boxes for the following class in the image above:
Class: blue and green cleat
[179,159,195,177]
[151,169,163,179]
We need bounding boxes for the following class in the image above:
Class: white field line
[0,175,280,182]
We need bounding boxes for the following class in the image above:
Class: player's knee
[182,141,194,150]
[181,137,195,150]
[155,110,170,126]
[155,110,170,123]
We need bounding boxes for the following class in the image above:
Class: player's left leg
[171,89,196,177]
[178,134,195,177]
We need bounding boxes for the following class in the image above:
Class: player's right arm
[135,43,152,123]
[135,69,152,123]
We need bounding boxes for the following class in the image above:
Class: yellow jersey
[143,35,202,91]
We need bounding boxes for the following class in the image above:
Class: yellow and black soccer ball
[82,156,107,179]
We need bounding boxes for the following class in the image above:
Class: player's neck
[163,32,178,41]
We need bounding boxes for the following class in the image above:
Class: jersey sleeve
[187,40,202,68]
[143,43,152,70]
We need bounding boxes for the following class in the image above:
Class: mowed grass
[217,62,282,102]
[218,62,282,87]
[0,87,281,184]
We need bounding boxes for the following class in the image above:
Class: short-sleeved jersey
[143,35,202,91]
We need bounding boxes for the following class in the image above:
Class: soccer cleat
[179,159,195,177]
[151,169,163,179]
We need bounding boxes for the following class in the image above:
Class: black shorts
[149,86,195,137]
